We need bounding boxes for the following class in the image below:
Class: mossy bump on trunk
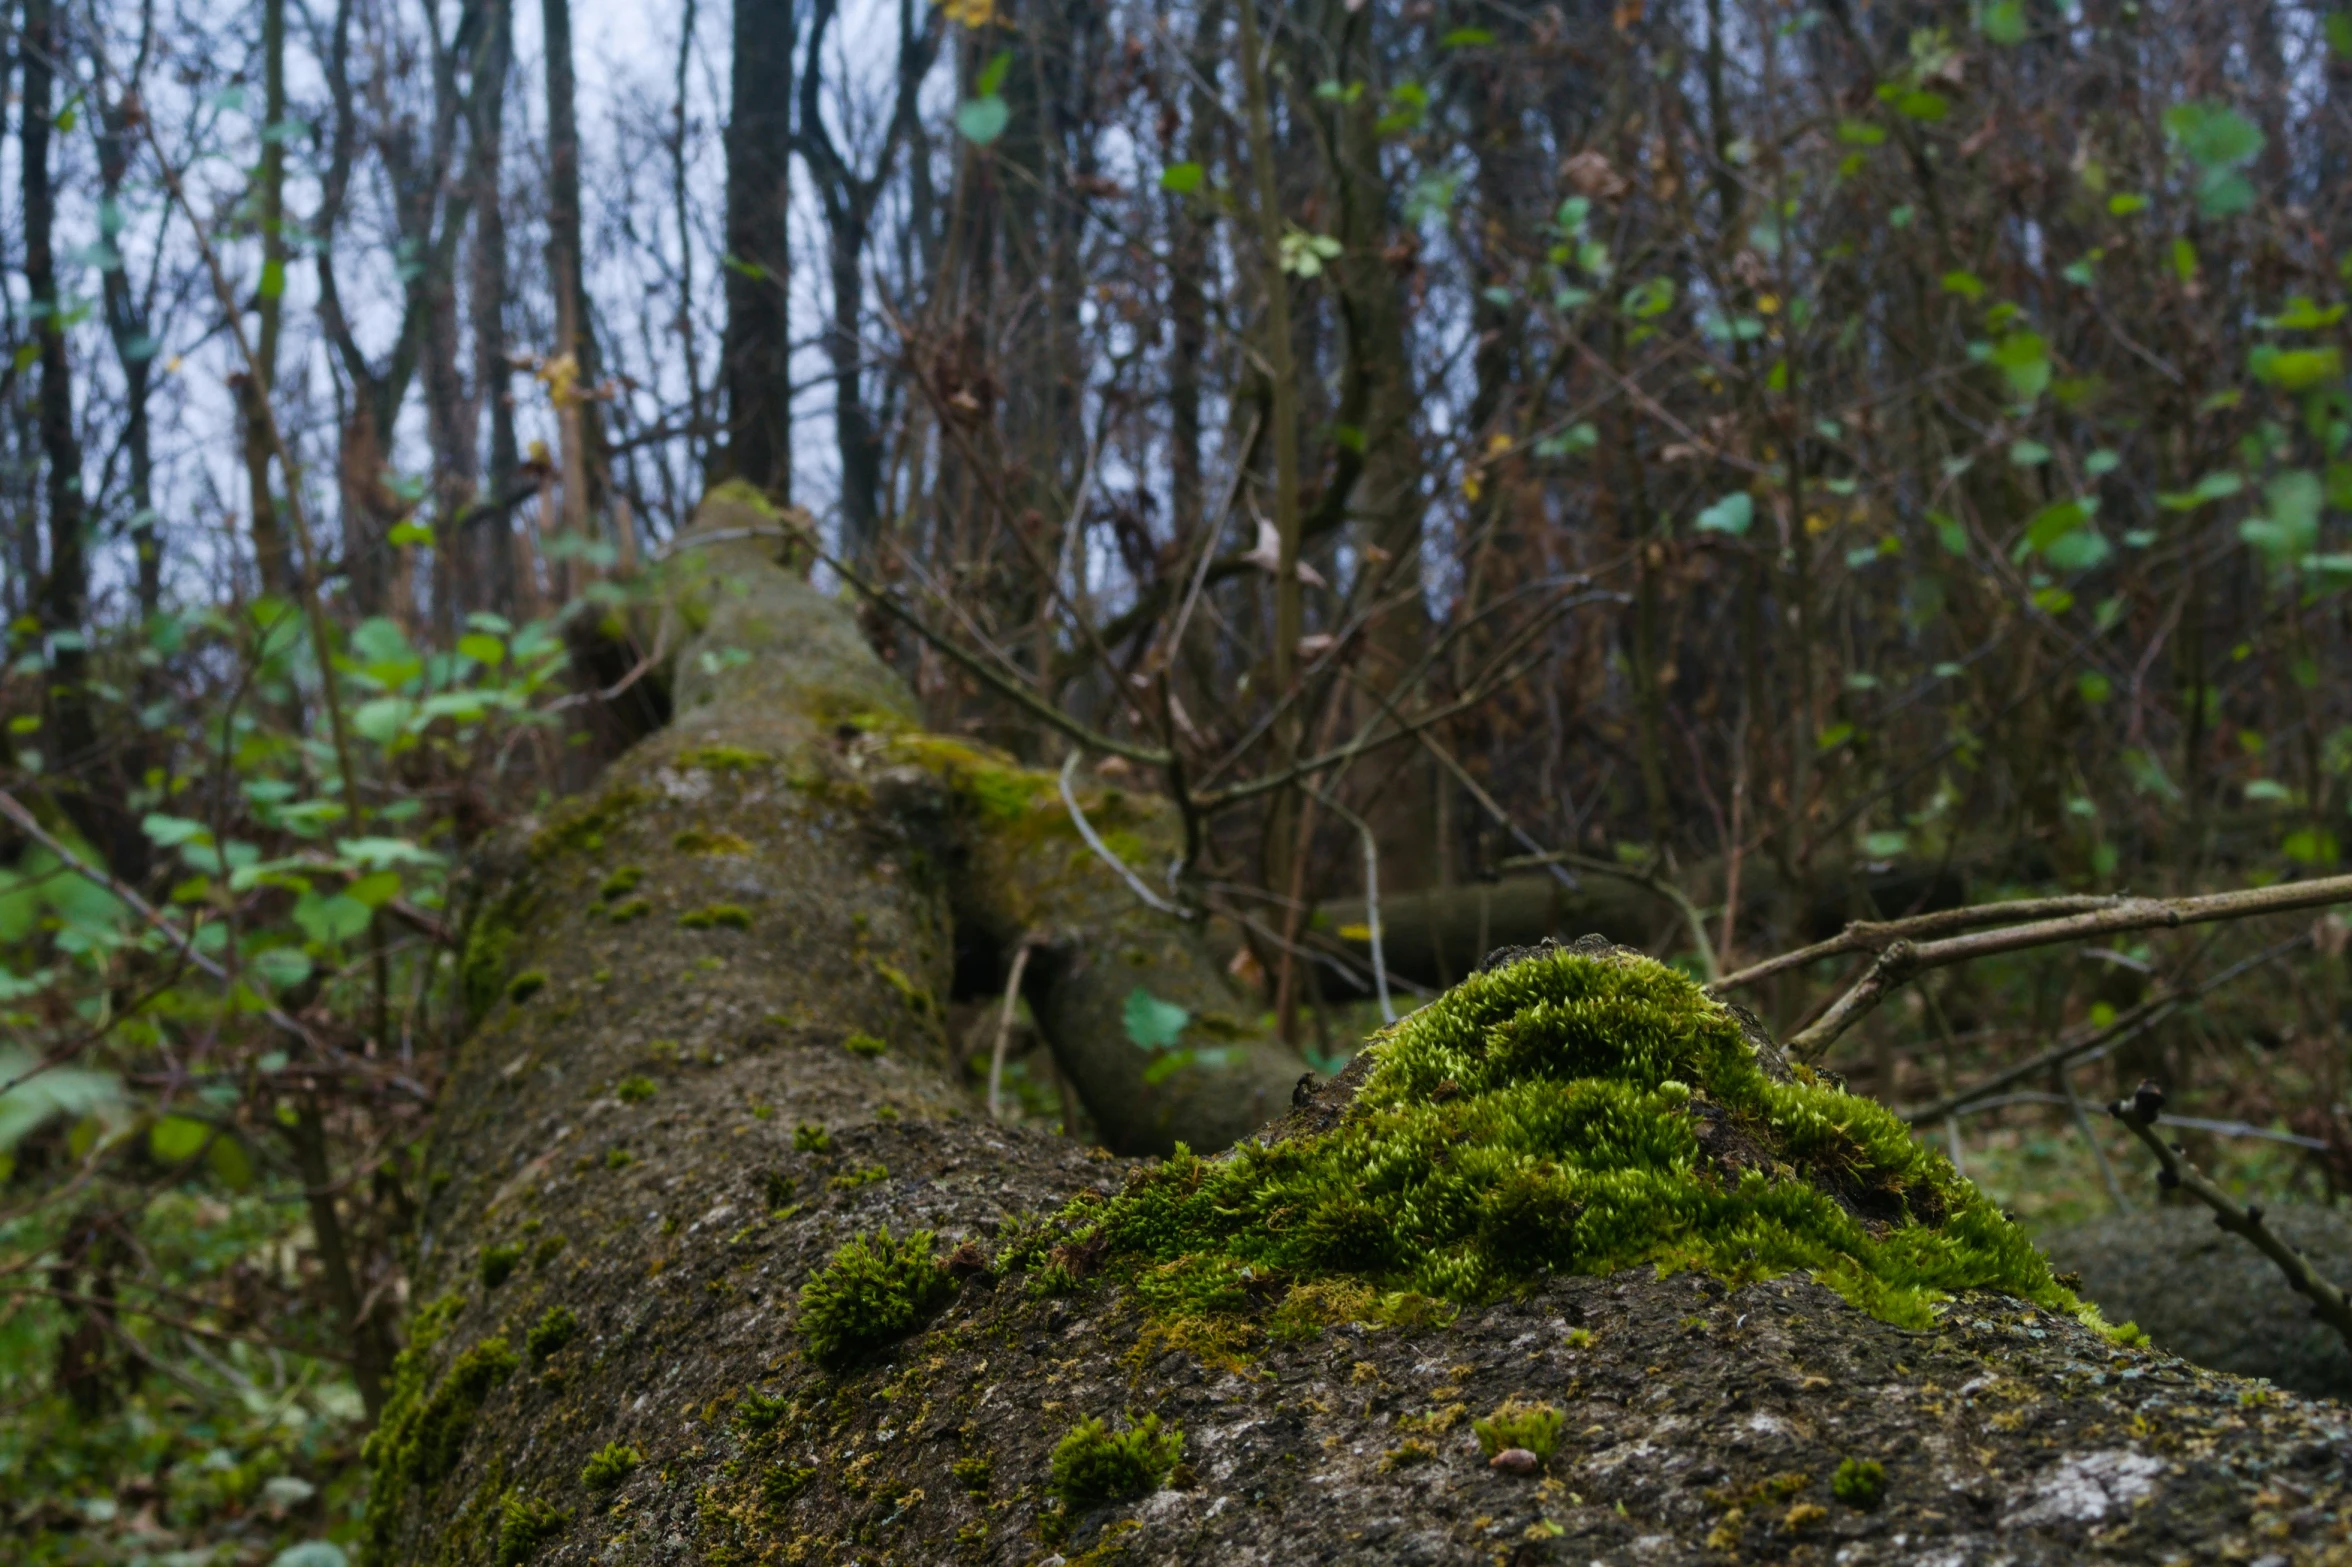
[370,489,2352,1567]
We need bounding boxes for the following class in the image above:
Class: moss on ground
[1034,944,2079,1335]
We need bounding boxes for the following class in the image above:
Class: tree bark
[239,0,295,599]
[466,0,520,616]
[718,0,795,500]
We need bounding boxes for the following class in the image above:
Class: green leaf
[386,521,434,547]
[2331,12,2352,59]
[1158,161,1204,194]
[260,257,286,300]
[346,870,402,908]
[1122,988,1191,1051]
[2106,193,2149,216]
[1977,0,2026,42]
[1894,89,1949,122]
[2163,101,2264,169]
[150,1115,211,1163]
[352,697,415,743]
[2239,469,2323,563]
[955,96,1010,146]
[1862,830,1910,858]
[1694,493,1753,536]
[1940,270,1985,301]
[1989,330,2051,399]
[1836,120,1885,147]
[975,49,1014,96]
[2251,345,2342,392]
[292,891,373,945]
[2008,440,2051,467]
[1441,26,1495,46]
[251,946,314,989]
[1620,277,1676,319]
[456,631,506,667]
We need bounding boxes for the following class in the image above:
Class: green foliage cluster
[1833,1456,1887,1510]
[525,1305,577,1363]
[796,1229,955,1368]
[1060,947,2074,1330]
[580,1442,642,1492]
[363,1309,519,1550]
[1472,1397,1564,1461]
[1047,1414,1184,1508]
[479,1243,522,1289]
[495,1491,568,1565]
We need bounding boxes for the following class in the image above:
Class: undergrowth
[1013,945,2082,1335]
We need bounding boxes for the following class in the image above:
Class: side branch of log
[1783,873,2352,1059]
[2109,1081,2352,1356]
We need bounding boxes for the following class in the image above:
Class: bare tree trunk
[23,0,121,871]
[542,0,596,566]
[717,0,795,499]
[238,0,295,598]
[467,0,520,616]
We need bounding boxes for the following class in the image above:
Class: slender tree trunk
[467,0,519,615]
[718,0,795,499]
[542,0,602,564]
[241,0,295,597]
[23,0,118,869]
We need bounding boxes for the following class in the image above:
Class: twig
[1712,895,2130,995]
[2058,1063,2129,1210]
[987,937,1038,1122]
[1309,786,1394,1024]
[1058,753,1192,919]
[1784,875,2352,1060]
[1946,1090,2326,1150]
[2109,1081,2352,1354]
[1899,934,2304,1124]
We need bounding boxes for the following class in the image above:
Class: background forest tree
[4,0,2352,1557]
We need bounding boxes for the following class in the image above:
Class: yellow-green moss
[530,785,651,863]
[1039,946,2076,1337]
[479,1244,523,1289]
[605,898,650,925]
[674,744,773,773]
[525,1306,577,1362]
[580,1443,643,1493]
[842,1032,886,1059]
[680,904,754,931]
[597,865,643,900]
[1473,1397,1563,1461]
[796,1230,954,1369]
[363,1316,521,1554]
[1833,1457,1886,1510]
[495,1491,567,1565]
[673,827,753,855]
[868,962,935,1018]
[615,1075,658,1104]
[1048,1415,1183,1508]
[506,970,548,1005]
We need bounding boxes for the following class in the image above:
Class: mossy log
[375,491,2352,1567]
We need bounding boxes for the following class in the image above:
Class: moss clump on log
[1047,1414,1184,1508]
[795,1229,956,1368]
[1037,943,2083,1333]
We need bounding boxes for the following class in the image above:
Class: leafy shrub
[1048,1414,1184,1508]
[796,1230,954,1367]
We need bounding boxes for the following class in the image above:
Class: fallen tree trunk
[370,489,2352,1567]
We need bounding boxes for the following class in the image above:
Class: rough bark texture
[372,490,2352,1567]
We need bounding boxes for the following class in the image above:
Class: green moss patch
[797,1230,955,1369]
[1048,1415,1183,1508]
[581,1442,643,1493]
[680,904,754,931]
[1037,945,2074,1335]
[495,1491,567,1565]
[363,1317,520,1553]
[525,1306,577,1363]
